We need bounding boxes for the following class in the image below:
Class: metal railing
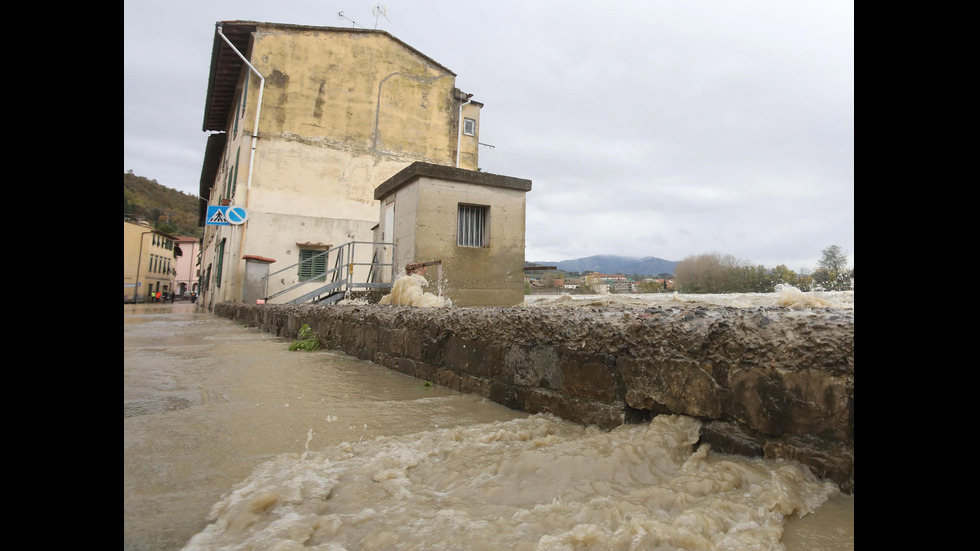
[262,241,396,304]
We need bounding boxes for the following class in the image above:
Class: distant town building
[173,235,201,296]
[123,220,177,302]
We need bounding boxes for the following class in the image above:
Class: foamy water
[183,414,839,551]
[522,285,853,311]
[370,277,852,312]
[376,274,452,307]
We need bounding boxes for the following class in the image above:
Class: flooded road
[124,303,530,550]
[124,299,852,550]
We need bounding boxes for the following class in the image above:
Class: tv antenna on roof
[373,5,390,29]
[337,11,364,28]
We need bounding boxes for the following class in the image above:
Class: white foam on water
[378,274,452,307]
[523,287,853,311]
[182,414,839,550]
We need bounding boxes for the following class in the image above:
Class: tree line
[124,171,204,238]
[672,245,852,293]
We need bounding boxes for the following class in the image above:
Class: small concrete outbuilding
[374,162,532,306]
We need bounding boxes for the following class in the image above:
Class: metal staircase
[262,241,395,304]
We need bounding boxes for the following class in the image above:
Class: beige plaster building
[196,21,487,308]
[123,220,177,303]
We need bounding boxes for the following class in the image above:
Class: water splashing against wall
[378,273,452,307]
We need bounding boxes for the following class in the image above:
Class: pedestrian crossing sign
[206,206,249,226]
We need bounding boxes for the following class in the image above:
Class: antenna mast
[372,5,390,29]
[337,11,364,28]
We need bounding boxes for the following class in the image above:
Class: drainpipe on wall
[456,93,473,168]
[216,22,265,209]
[217,22,266,302]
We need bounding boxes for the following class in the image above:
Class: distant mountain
[529,255,678,277]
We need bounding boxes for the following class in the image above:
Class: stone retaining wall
[214,301,854,493]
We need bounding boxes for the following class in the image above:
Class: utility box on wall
[374,162,532,306]
[242,255,276,304]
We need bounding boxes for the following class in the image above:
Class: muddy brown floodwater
[124,288,853,551]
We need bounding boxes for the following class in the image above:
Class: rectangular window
[457,204,488,247]
[299,249,328,282]
[232,147,240,197]
[241,75,249,116]
[463,117,476,136]
[215,238,225,286]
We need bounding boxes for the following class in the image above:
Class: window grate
[458,205,487,247]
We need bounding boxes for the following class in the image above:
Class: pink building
[174,236,202,296]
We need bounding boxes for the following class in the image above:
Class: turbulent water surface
[124,288,853,551]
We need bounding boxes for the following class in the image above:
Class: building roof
[124,219,179,240]
[202,21,457,133]
[375,161,532,200]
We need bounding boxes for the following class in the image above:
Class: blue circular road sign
[227,206,249,225]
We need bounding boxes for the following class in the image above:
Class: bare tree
[818,245,849,274]
[675,252,748,293]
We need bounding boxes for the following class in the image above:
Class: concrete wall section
[248,29,458,161]
[233,211,378,302]
[213,302,854,493]
[389,184,420,266]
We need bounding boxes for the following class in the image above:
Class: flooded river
[123,291,853,550]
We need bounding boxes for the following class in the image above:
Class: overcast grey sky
[123,0,853,272]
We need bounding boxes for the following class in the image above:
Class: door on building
[382,202,395,281]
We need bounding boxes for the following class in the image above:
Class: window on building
[232,147,240,197]
[463,117,476,136]
[457,204,488,247]
[241,76,249,116]
[215,238,225,286]
[299,249,328,282]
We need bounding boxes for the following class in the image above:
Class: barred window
[463,117,476,136]
[457,204,488,247]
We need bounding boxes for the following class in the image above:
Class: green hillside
[124,171,203,238]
